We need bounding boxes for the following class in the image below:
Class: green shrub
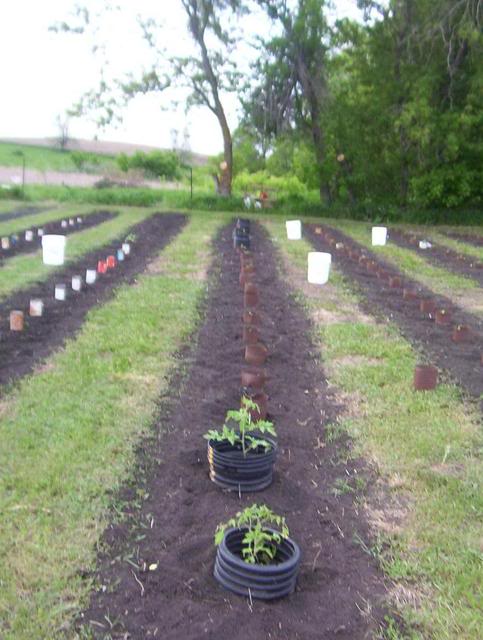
[116,150,181,180]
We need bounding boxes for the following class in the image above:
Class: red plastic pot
[97,260,107,274]
[244,283,259,308]
[241,367,267,389]
[414,364,438,391]
[106,255,117,269]
[245,342,268,366]
[243,325,259,344]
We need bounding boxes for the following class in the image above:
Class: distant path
[0,165,176,190]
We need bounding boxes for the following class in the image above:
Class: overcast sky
[0,0,363,155]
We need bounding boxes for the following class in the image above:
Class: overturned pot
[420,298,436,314]
[389,276,402,288]
[403,288,419,301]
[452,325,471,343]
[241,366,267,390]
[414,364,438,391]
[242,391,268,421]
[243,324,260,345]
[242,309,261,326]
[214,527,300,599]
[244,283,259,308]
[245,342,268,366]
[435,309,452,326]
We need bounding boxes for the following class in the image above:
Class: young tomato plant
[215,504,289,565]
[204,397,276,456]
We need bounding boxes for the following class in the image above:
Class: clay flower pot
[452,325,471,343]
[239,250,252,265]
[10,310,24,331]
[315,226,323,235]
[242,309,261,326]
[243,324,259,344]
[244,283,259,308]
[239,270,255,287]
[389,276,402,288]
[245,342,268,366]
[241,367,267,389]
[403,288,418,301]
[414,364,438,391]
[214,527,300,599]
[435,309,451,326]
[366,261,378,274]
[420,299,436,314]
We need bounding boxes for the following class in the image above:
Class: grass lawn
[265,218,482,640]
[0,211,225,639]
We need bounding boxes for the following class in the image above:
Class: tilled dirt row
[80,222,388,640]
[0,210,117,263]
[0,204,47,223]
[0,212,186,390]
[388,228,483,287]
[306,224,482,401]
[442,230,483,248]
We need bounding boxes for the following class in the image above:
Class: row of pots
[1,217,84,251]
[5,241,132,332]
[210,219,301,600]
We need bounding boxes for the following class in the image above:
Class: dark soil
[388,228,483,287]
[306,225,483,401]
[80,222,389,640]
[0,210,117,263]
[442,230,483,248]
[0,212,186,390]
[0,205,46,222]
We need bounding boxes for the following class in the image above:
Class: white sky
[0,0,363,155]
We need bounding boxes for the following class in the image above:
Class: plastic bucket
[86,269,97,285]
[42,235,66,265]
[286,220,302,240]
[372,226,387,246]
[307,252,331,284]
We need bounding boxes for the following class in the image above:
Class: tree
[52,1,246,195]
[55,114,70,151]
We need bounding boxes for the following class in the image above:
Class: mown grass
[423,230,483,262]
[0,141,116,173]
[329,220,479,296]
[264,218,482,640]
[0,206,153,301]
[0,211,225,639]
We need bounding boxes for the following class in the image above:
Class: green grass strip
[264,218,482,640]
[0,211,225,639]
[0,206,155,301]
[0,203,97,236]
[0,141,116,173]
[330,220,478,296]
[424,230,483,262]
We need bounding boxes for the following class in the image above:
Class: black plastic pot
[233,228,250,250]
[236,218,250,234]
[207,436,277,492]
[214,527,301,600]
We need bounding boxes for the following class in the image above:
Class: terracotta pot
[10,310,24,331]
[242,392,268,421]
[414,364,438,391]
[242,309,261,326]
[241,367,267,389]
[245,342,268,366]
[315,226,323,235]
[403,288,418,301]
[435,309,451,326]
[243,324,259,344]
[389,276,402,288]
[239,250,252,265]
[244,283,259,308]
[452,325,471,343]
[420,299,436,314]
[239,270,255,287]
[377,270,389,281]
[366,261,378,274]
[358,255,367,265]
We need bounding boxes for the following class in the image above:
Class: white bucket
[72,275,82,291]
[29,299,44,317]
[122,242,131,255]
[308,251,331,284]
[42,235,66,265]
[61,220,68,228]
[372,226,387,246]
[37,228,44,237]
[55,284,66,301]
[419,240,432,249]
[1,237,10,250]
[86,269,97,285]
[286,220,302,240]
[25,230,34,242]
[76,216,83,224]
[69,218,75,226]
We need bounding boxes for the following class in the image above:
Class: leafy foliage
[116,150,181,180]
[204,396,276,456]
[214,503,289,565]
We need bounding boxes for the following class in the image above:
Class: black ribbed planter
[207,437,277,492]
[214,527,301,600]
[233,228,250,250]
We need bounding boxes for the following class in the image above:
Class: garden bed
[441,230,483,248]
[0,204,47,222]
[0,210,117,262]
[388,228,483,287]
[80,222,389,640]
[306,224,482,401]
[0,212,186,388]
